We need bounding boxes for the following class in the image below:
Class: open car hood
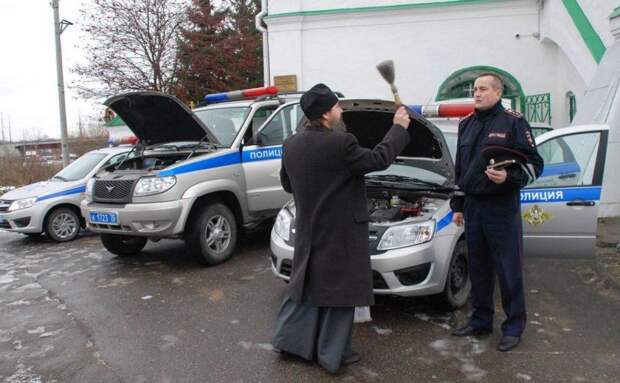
[340,99,454,185]
[104,92,220,146]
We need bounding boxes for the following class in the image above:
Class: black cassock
[272,123,409,373]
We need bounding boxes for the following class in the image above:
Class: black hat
[482,146,527,169]
[300,83,339,120]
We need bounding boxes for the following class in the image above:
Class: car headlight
[274,209,292,241]
[133,176,176,197]
[8,197,37,212]
[85,178,95,202]
[377,220,435,251]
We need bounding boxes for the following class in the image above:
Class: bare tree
[73,0,188,98]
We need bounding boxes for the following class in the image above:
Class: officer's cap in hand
[482,146,527,169]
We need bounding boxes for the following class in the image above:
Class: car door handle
[566,200,595,207]
[559,174,577,180]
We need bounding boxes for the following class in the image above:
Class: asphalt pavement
[1,230,619,382]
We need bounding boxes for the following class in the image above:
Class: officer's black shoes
[342,351,361,365]
[497,336,520,352]
[452,325,493,337]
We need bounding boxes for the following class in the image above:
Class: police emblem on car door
[521,130,607,258]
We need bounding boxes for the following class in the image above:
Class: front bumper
[0,205,45,234]
[81,198,192,237]
[270,229,448,297]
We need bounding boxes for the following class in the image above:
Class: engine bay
[367,190,444,223]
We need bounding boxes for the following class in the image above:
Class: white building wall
[578,0,617,47]
[267,0,596,128]
[549,40,588,128]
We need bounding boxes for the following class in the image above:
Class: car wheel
[440,240,471,310]
[45,207,81,242]
[101,234,147,256]
[186,203,238,266]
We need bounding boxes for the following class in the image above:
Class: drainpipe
[255,0,270,86]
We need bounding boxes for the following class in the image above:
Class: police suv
[81,88,302,264]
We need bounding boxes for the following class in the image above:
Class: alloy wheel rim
[205,215,231,254]
[52,213,78,239]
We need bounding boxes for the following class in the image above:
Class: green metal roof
[104,115,126,127]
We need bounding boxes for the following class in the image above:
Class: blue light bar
[204,93,230,103]
[409,105,423,115]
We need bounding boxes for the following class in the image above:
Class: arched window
[566,91,577,123]
[436,66,526,112]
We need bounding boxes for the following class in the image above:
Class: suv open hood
[104,92,220,146]
[340,99,454,185]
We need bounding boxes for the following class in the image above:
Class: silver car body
[0,147,130,234]
[521,124,609,258]
[271,201,462,297]
[81,93,299,238]
[427,120,609,259]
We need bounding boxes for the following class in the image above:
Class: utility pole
[51,0,73,166]
[1,113,4,143]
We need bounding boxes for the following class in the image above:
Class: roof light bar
[107,136,139,147]
[204,86,279,104]
[408,103,475,118]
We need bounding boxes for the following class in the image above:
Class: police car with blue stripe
[269,98,611,308]
[0,146,130,242]
[436,112,608,259]
[81,88,303,264]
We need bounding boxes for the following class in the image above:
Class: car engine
[368,192,441,223]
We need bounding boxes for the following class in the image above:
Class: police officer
[450,73,544,352]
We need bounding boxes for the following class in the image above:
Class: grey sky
[0,0,97,141]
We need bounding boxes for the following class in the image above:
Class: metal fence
[524,93,552,125]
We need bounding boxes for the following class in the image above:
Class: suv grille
[0,200,12,213]
[93,180,135,203]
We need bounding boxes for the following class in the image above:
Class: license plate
[89,212,118,225]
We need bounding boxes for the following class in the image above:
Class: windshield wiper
[186,134,217,160]
[365,174,449,190]
[115,142,143,170]
[52,175,68,182]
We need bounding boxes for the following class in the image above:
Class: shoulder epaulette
[459,111,474,122]
[504,109,523,119]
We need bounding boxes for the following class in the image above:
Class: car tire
[45,207,81,242]
[186,203,238,266]
[440,240,471,310]
[101,234,147,256]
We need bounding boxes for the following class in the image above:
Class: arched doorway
[435,65,525,112]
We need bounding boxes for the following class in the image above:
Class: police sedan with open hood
[269,100,470,308]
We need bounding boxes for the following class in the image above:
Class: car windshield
[194,107,250,146]
[52,153,107,182]
[443,131,458,161]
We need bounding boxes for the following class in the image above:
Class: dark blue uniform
[450,101,544,337]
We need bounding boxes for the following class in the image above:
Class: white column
[598,9,620,218]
